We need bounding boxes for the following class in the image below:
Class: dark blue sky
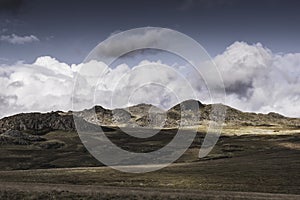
[0,0,300,64]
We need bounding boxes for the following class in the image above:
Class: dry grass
[0,127,300,199]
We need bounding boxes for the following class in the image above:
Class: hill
[1,100,299,135]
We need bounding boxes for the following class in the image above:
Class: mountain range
[1,100,299,136]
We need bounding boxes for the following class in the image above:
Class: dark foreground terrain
[0,125,300,199]
[0,100,300,199]
[1,182,299,200]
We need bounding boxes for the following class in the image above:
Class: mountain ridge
[0,99,299,135]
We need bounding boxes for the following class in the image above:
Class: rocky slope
[0,100,299,136]
[0,111,75,135]
[80,99,300,128]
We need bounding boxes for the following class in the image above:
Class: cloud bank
[0,34,39,44]
[215,42,300,117]
[0,41,300,118]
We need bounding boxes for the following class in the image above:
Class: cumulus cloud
[215,41,300,117]
[0,56,75,117]
[0,34,39,44]
[0,41,300,118]
[73,59,201,111]
[0,56,205,118]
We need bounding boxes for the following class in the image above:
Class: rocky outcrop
[0,111,75,134]
[0,100,299,136]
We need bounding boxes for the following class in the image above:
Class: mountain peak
[170,99,204,111]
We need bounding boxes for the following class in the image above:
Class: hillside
[1,100,299,135]
[0,100,299,198]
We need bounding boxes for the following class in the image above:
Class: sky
[0,0,300,118]
[1,0,300,64]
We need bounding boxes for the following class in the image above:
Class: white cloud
[0,34,39,44]
[73,60,199,111]
[215,41,300,117]
[0,56,202,118]
[0,41,300,118]
[0,57,75,117]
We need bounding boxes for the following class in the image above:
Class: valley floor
[0,126,300,199]
[0,180,300,200]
